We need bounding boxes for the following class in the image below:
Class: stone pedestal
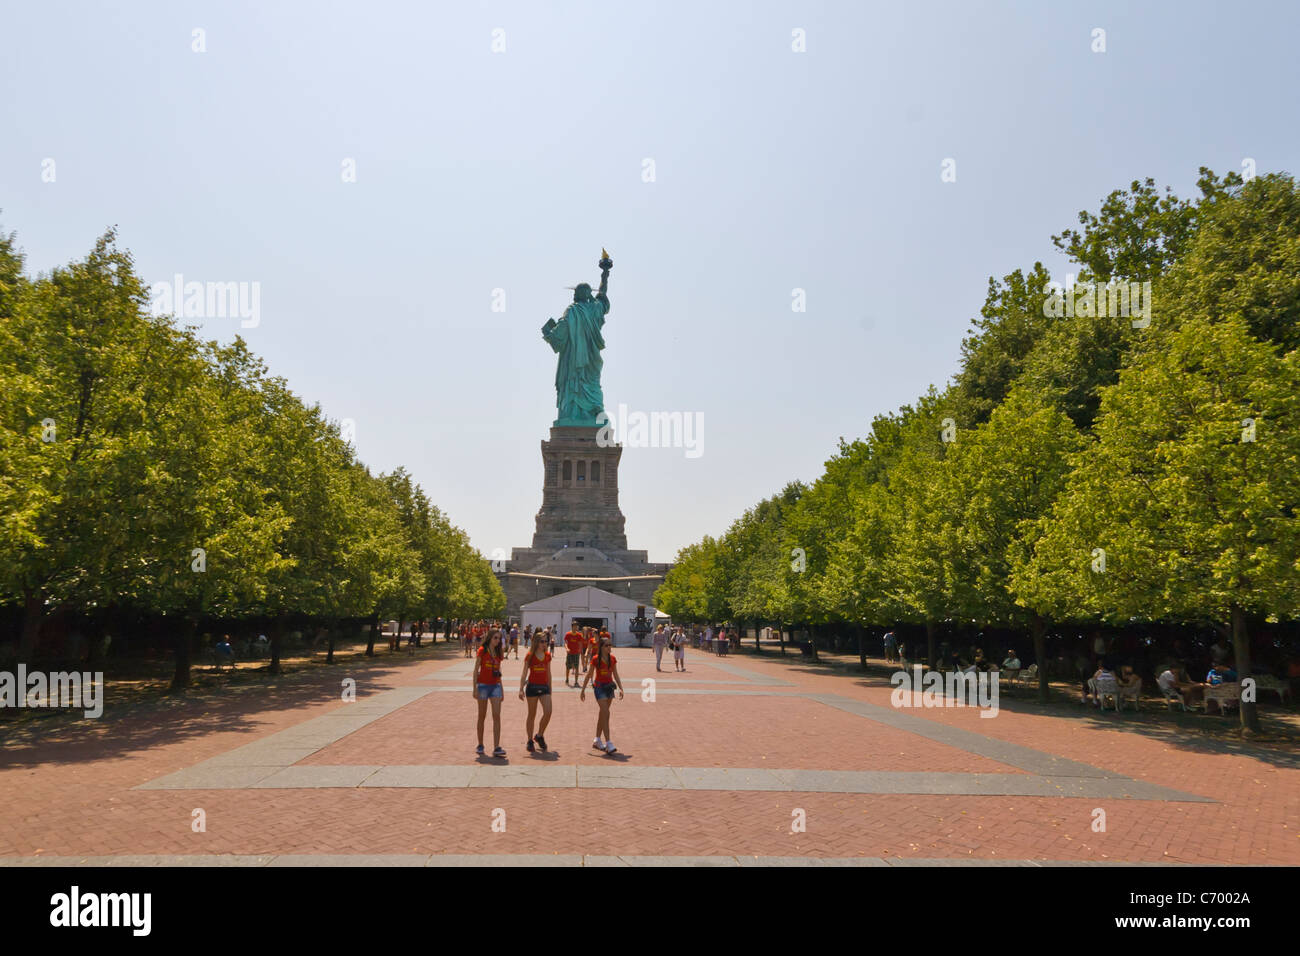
[495,426,673,618]
[533,426,626,551]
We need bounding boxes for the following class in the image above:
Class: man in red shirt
[563,627,585,686]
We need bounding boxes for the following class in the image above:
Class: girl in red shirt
[473,629,507,758]
[518,630,554,753]
[580,638,624,753]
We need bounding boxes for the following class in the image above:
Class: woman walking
[652,623,667,671]
[518,628,554,753]
[580,636,624,753]
[473,628,507,758]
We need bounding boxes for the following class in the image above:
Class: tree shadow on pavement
[0,644,460,769]
[740,646,1300,770]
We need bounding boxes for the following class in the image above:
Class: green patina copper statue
[542,250,613,427]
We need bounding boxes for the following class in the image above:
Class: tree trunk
[169,617,196,693]
[269,618,286,675]
[777,626,785,656]
[858,624,867,670]
[1031,613,1048,704]
[393,619,404,653]
[18,590,44,662]
[325,624,336,665]
[925,620,936,670]
[366,616,379,657]
[1231,605,1260,734]
[85,617,104,668]
[754,621,761,654]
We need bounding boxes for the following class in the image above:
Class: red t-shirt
[476,647,502,685]
[526,650,552,687]
[564,632,583,654]
[592,653,617,686]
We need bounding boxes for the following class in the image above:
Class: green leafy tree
[943,386,1087,698]
[1014,317,1300,731]
[953,264,1058,425]
[1160,171,1300,352]
[1,230,187,660]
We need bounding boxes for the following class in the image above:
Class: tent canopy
[520,585,658,647]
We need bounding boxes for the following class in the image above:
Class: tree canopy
[0,225,504,678]
[655,168,1300,732]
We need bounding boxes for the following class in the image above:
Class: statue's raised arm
[596,248,612,314]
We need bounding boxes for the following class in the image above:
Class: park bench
[1252,675,1292,704]
[1204,682,1241,715]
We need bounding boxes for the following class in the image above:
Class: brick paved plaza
[2,644,1296,866]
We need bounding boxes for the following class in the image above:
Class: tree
[1051,176,1202,284]
[721,484,802,649]
[1014,316,1300,731]
[822,390,960,666]
[1160,171,1300,352]
[125,336,304,687]
[943,386,1087,699]
[1,230,190,661]
[953,264,1059,425]
[655,537,730,624]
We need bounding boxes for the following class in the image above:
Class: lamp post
[629,605,652,648]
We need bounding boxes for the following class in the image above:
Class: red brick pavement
[1,646,1296,863]
[304,675,1020,774]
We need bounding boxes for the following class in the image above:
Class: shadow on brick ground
[0,642,460,768]
[733,644,1300,770]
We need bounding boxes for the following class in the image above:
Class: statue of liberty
[542,250,613,427]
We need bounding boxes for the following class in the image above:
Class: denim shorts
[476,683,503,700]
[593,683,615,701]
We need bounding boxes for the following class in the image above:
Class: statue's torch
[598,248,612,296]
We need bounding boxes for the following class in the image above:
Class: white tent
[520,585,657,647]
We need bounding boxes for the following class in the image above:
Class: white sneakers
[605,741,617,754]
[592,737,618,753]
[593,737,604,750]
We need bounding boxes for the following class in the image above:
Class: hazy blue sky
[3,1,1298,563]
